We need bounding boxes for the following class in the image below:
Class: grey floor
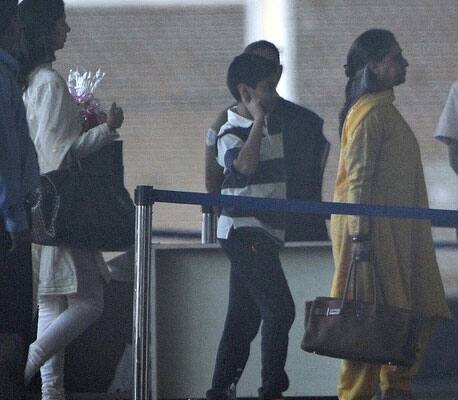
[415,393,457,400]
[29,239,458,400]
[26,391,458,400]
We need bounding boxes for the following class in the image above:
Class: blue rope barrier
[136,187,458,228]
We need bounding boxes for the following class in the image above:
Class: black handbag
[30,141,135,251]
[301,257,422,367]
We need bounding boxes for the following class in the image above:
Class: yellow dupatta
[334,90,394,200]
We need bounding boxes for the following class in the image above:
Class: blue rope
[135,187,458,228]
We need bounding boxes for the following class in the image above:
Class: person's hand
[8,230,31,253]
[106,102,124,130]
[351,239,370,262]
[97,110,108,125]
[240,87,266,122]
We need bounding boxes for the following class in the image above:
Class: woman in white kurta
[18,1,124,399]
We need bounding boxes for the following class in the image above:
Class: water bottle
[201,205,217,244]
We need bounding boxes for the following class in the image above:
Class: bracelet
[351,234,370,243]
[206,129,217,146]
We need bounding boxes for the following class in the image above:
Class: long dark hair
[339,29,397,135]
[17,0,65,88]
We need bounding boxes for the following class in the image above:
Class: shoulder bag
[30,141,135,251]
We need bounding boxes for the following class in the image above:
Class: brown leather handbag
[301,257,421,367]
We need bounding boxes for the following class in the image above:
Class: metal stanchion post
[133,185,155,400]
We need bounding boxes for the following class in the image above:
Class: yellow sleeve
[345,109,384,237]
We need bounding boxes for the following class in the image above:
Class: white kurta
[23,64,118,295]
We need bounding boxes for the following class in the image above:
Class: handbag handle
[340,254,387,311]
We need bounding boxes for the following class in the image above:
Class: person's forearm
[233,118,265,175]
[71,123,119,159]
[205,143,223,193]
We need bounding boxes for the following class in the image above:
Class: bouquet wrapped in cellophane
[67,67,106,131]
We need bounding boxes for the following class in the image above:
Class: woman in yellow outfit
[331,29,451,400]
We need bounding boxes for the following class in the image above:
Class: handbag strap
[370,253,388,304]
[341,253,387,308]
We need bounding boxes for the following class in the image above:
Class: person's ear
[362,64,380,91]
[368,61,381,80]
[238,83,252,103]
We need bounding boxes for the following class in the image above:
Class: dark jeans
[0,219,32,400]
[207,229,295,400]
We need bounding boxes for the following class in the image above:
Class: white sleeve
[27,78,82,173]
[435,82,458,143]
[70,123,119,159]
[217,133,243,170]
[27,72,119,169]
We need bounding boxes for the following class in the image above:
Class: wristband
[206,129,217,146]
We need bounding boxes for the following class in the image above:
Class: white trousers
[27,271,104,400]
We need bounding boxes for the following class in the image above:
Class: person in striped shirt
[205,40,329,242]
[206,53,295,400]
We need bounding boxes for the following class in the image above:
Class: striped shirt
[216,107,286,243]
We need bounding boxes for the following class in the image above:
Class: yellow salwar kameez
[330,90,451,400]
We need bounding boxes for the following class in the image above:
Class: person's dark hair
[0,0,18,37]
[17,0,65,86]
[243,40,280,65]
[339,29,397,135]
[226,53,277,101]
